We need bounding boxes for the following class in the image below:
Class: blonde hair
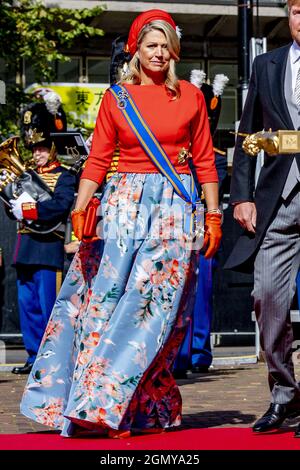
[121,20,181,99]
[287,0,300,13]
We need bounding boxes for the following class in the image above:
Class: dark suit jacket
[225,44,300,272]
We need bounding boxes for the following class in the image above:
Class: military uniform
[9,90,77,373]
[13,161,77,369]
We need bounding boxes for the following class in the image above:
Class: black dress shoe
[253,403,300,433]
[173,370,187,379]
[191,365,209,374]
[295,423,300,438]
[11,362,33,375]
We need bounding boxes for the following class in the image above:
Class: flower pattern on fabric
[20,173,198,435]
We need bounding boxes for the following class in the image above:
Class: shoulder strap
[109,84,199,209]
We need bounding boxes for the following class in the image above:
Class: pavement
[0,344,300,434]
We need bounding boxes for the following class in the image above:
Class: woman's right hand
[71,209,87,241]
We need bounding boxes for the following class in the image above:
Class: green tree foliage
[0,0,105,138]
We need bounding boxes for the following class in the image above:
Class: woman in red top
[21,9,221,439]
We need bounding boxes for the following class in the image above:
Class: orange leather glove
[71,209,86,242]
[203,212,222,259]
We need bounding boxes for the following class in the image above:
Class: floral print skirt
[20,173,199,436]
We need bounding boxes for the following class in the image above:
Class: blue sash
[110,83,201,234]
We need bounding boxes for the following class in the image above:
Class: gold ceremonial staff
[231,130,300,157]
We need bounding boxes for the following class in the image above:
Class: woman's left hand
[71,209,86,241]
[203,212,222,259]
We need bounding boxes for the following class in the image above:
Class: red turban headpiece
[125,9,177,56]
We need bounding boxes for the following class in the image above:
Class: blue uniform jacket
[14,165,77,269]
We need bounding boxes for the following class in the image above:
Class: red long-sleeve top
[81,80,218,186]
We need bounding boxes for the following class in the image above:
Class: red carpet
[0,428,300,450]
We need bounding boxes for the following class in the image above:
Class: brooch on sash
[116,89,129,109]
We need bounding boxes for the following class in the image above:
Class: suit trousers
[297,270,300,309]
[253,186,300,404]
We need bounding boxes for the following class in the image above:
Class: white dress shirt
[289,40,300,94]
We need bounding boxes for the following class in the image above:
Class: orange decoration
[210,96,218,110]
[54,118,64,130]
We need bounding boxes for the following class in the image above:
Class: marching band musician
[8,92,77,374]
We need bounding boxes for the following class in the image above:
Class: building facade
[24,1,290,146]
[0,1,290,147]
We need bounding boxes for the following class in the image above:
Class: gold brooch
[25,128,45,145]
[178,147,190,164]
[23,110,32,124]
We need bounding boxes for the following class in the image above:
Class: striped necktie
[295,64,300,108]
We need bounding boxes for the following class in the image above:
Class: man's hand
[9,198,23,221]
[9,192,36,221]
[64,240,80,254]
[233,202,257,233]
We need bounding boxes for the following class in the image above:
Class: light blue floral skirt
[20,173,199,436]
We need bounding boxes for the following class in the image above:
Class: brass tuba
[0,136,26,187]
[0,136,62,233]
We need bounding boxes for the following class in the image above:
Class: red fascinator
[125,9,177,56]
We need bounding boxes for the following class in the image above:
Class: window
[176,61,204,81]
[24,61,36,87]
[208,62,238,129]
[24,57,81,86]
[87,58,110,83]
[208,62,238,87]
[56,58,81,82]
[0,58,15,84]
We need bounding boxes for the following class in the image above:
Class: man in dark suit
[226,0,300,437]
